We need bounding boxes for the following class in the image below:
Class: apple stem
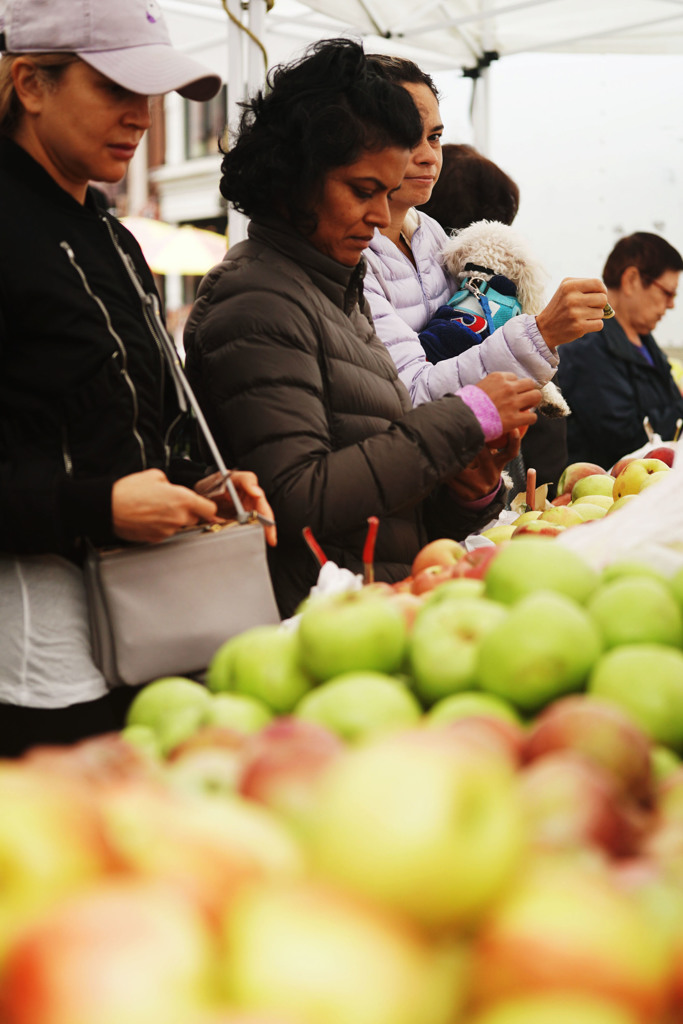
[526,467,537,511]
[302,526,328,566]
[674,419,683,443]
[363,516,380,585]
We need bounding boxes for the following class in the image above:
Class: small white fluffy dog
[440,219,570,415]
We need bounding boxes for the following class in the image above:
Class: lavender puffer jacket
[363,211,559,407]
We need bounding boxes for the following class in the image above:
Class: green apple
[480,524,517,544]
[295,671,421,742]
[419,576,486,608]
[228,626,313,714]
[538,505,584,527]
[409,597,508,704]
[120,723,161,759]
[573,494,614,509]
[586,576,683,650]
[512,510,543,526]
[125,677,213,755]
[466,993,642,1024]
[651,744,681,782]
[425,691,523,727]
[613,458,671,499]
[310,733,526,929]
[126,676,212,731]
[601,559,669,585]
[570,502,609,522]
[220,879,465,1024]
[556,461,608,498]
[484,536,600,605]
[606,494,639,515]
[571,474,617,501]
[297,590,408,682]
[476,591,603,713]
[588,644,683,752]
[203,692,273,734]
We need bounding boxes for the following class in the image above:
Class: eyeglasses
[650,279,678,302]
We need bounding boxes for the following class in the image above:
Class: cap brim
[81,44,222,101]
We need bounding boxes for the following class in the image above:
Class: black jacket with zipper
[0,138,202,559]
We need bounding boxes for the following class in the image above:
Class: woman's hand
[448,429,522,503]
[195,470,277,547]
[112,469,220,544]
[535,277,608,349]
[476,372,541,435]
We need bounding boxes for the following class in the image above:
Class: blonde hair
[0,53,78,136]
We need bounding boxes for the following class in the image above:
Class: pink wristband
[458,385,503,443]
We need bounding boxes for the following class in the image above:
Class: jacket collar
[600,314,657,364]
[0,137,102,219]
[248,217,366,314]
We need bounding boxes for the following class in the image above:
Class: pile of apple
[481,444,677,545]
[3,678,683,1024]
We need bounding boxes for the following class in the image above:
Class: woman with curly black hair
[184,38,542,617]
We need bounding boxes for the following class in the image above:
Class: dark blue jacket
[556,316,683,470]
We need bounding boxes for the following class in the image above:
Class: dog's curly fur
[441,219,569,417]
[441,219,549,315]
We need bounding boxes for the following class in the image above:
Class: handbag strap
[108,222,251,524]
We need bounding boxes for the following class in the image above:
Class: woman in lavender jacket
[362,54,607,409]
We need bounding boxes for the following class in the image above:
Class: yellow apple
[573,494,613,509]
[606,494,638,515]
[538,505,584,527]
[481,524,517,544]
[570,502,609,522]
[571,474,617,501]
[613,459,671,499]
[513,510,543,526]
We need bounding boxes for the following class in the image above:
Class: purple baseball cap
[0,0,222,100]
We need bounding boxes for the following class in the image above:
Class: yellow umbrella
[121,218,227,276]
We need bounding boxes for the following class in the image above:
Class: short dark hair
[219,38,422,228]
[603,231,683,289]
[418,144,520,233]
[364,52,439,100]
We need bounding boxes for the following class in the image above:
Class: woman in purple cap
[0,0,275,755]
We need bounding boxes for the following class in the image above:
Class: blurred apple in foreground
[518,751,645,857]
[220,880,466,1024]
[204,694,273,734]
[0,764,110,959]
[126,676,213,755]
[467,992,643,1024]
[512,519,566,538]
[295,672,421,742]
[589,644,683,753]
[238,717,344,834]
[0,880,217,1024]
[309,732,526,929]
[477,591,602,713]
[523,695,654,806]
[484,536,599,605]
[450,544,502,580]
[409,596,508,704]
[470,858,673,1021]
[297,590,408,682]
[411,537,466,576]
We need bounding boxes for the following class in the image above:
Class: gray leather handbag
[84,240,279,687]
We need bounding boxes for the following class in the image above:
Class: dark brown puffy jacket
[184,218,502,617]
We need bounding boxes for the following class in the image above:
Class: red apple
[557,462,608,497]
[410,563,456,596]
[518,750,646,857]
[611,456,636,478]
[644,445,676,468]
[450,544,503,580]
[551,492,573,506]
[238,718,344,834]
[411,538,466,577]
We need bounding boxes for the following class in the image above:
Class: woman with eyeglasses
[556,231,683,469]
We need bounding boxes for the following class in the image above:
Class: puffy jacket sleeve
[184,272,486,550]
[363,254,559,407]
